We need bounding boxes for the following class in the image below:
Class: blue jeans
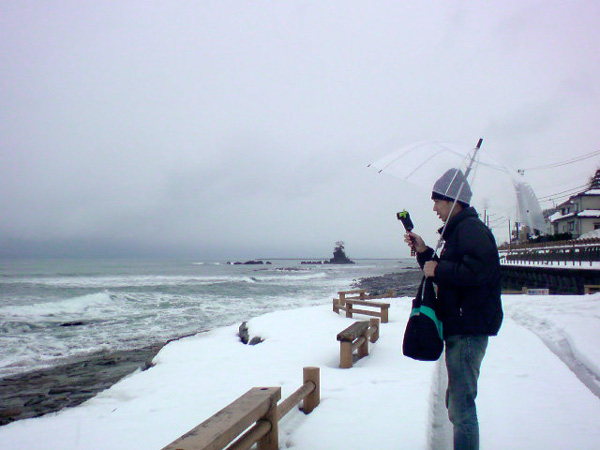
[445,335,488,450]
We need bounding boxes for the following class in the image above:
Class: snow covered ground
[1,293,599,450]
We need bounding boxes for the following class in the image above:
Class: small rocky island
[328,241,355,264]
[227,260,271,265]
[302,241,355,265]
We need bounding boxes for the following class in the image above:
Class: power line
[488,217,508,226]
[520,149,600,172]
[537,182,590,201]
[538,187,597,209]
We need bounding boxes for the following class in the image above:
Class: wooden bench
[502,287,548,295]
[525,288,550,295]
[501,288,526,294]
[336,319,379,369]
[344,298,390,323]
[584,284,600,294]
[162,367,320,450]
[333,290,391,323]
[503,287,553,295]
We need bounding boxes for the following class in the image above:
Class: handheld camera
[397,210,416,255]
[396,210,414,232]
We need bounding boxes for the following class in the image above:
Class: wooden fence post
[369,318,379,343]
[345,301,353,319]
[381,306,389,324]
[302,367,320,414]
[257,393,279,450]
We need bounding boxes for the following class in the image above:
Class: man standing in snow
[404,168,503,450]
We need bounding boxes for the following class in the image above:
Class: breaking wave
[1,292,118,321]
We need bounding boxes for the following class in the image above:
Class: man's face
[433,199,455,222]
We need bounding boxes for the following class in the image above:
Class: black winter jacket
[416,207,503,338]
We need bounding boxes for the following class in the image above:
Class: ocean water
[0,258,414,378]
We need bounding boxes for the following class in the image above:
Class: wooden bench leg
[340,341,353,368]
[357,337,368,359]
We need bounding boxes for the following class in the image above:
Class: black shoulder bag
[402,276,444,361]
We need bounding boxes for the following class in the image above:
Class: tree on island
[328,241,355,264]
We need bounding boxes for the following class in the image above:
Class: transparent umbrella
[368,139,546,234]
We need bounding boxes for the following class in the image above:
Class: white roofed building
[549,169,600,238]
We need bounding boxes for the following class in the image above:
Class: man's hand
[423,261,438,278]
[404,231,427,253]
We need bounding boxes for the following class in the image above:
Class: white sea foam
[252,272,328,282]
[3,275,269,288]
[1,292,118,320]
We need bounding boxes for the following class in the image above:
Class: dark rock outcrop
[352,269,423,298]
[237,321,263,346]
[248,336,264,346]
[327,242,355,264]
[59,321,86,327]
[238,322,250,344]
[227,260,271,265]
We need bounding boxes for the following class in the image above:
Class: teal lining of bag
[410,306,444,340]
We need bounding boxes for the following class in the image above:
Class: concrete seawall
[501,265,600,294]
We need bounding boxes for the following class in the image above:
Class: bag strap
[415,276,426,304]
[420,277,444,340]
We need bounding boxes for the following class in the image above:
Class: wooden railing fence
[500,241,600,267]
[162,367,320,450]
[333,289,391,323]
[499,237,600,250]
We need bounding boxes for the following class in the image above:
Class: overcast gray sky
[1,1,599,259]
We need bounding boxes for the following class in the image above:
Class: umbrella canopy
[368,140,546,233]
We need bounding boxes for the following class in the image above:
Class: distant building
[548,169,600,238]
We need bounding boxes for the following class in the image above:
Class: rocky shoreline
[352,268,423,298]
[0,268,423,427]
[0,344,165,426]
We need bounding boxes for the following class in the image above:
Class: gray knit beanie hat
[431,168,472,205]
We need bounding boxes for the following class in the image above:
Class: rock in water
[327,241,355,264]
